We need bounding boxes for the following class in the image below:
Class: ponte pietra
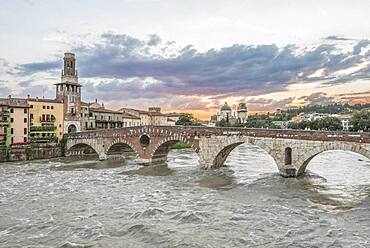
[65,126,370,177]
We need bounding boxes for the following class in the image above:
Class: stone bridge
[65,126,370,177]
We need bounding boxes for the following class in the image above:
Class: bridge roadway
[65,126,370,177]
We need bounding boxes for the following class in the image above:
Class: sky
[1,0,370,119]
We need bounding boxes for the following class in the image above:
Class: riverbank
[171,141,192,149]
[0,143,63,163]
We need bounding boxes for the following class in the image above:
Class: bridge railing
[64,125,370,143]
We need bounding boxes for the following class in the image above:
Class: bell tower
[56,53,82,133]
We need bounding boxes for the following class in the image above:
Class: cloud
[298,92,334,106]
[325,36,353,41]
[7,33,370,115]
[246,97,294,112]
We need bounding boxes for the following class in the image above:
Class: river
[0,145,370,247]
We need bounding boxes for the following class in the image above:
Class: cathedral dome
[220,102,231,111]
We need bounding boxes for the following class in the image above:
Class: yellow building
[28,98,64,142]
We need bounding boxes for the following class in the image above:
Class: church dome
[220,102,231,111]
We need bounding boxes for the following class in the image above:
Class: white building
[217,102,232,122]
[236,102,248,124]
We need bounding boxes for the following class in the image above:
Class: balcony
[39,116,56,124]
[0,111,10,116]
[29,136,58,143]
[0,120,9,126]
[30,125,57,132]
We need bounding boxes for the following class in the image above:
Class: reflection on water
[0,145,370,247]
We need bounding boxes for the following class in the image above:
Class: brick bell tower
[56,53,82,133]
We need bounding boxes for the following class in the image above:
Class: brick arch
[150,134,199,164]
[297,143,370,176]
[105,137,138,156]
[66,142,99,157]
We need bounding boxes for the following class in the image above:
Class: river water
[0,145,370,248]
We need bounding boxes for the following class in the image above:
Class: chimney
[27,94,30,99]
[95,98,98,103]
[8,95,11,99]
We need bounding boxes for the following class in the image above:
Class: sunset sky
[1,0,370,119]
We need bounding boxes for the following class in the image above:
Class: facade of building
[28,98,64,142]
[55,53,82,133]
[0,102,10,146]
[236,103,248,124]
[0,98,30,145]
[119,107,176,126]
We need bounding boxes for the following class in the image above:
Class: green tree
[351,109,370,132]
[216,119,230,127]
[310,117,342,131]
[175,113,201,126]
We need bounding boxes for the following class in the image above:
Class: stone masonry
[65,126,370,177]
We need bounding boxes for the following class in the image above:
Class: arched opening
[285,147,292,165]
[152,140,199,167]
[298,149,370,176]
[68,124,77,133]
[299,150,370,210]
[139,134,150,147]
[215,143,278,172]
[207,142,278,186]
[67,143,98,159]
[106,142,136,159]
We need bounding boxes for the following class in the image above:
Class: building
[217,102,232,122]
[0,97,29,145]
[28,98,64,142]
[166,112,183,123]
[236,102,248,124]
[0,102,10,147]
[55,53,82,133]
[80,100,141,130]
[119,107,176,126]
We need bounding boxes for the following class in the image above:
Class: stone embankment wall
[0,143,63,163]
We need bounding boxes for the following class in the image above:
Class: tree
[311,117,342,131]
[288,117,342,131]
[216,119,230,127]
[351,109,370,132]
[175,113,201,126]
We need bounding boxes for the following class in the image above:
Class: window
[285,147,292,165]
[43,106,46,109]
[24,118,27,123]
[11,128,13,134]
[24,128,27,135]
[11,118,14,123]
[24,109,27,114]
[51,106,54,109]
[10,108,13,113]
[11,137,13,144]
[30,105,33,108]
[47,106,50,109]
[24,137,27,143]
[30,114,33,119]
[59,124,62,128]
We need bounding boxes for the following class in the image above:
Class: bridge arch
[151,135,198,164]
[66,143,99,158]
[213,141,279,170]
[297,144,370,176]
[105,138,138,158]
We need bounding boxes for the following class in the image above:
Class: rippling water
[1,145,370,247]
